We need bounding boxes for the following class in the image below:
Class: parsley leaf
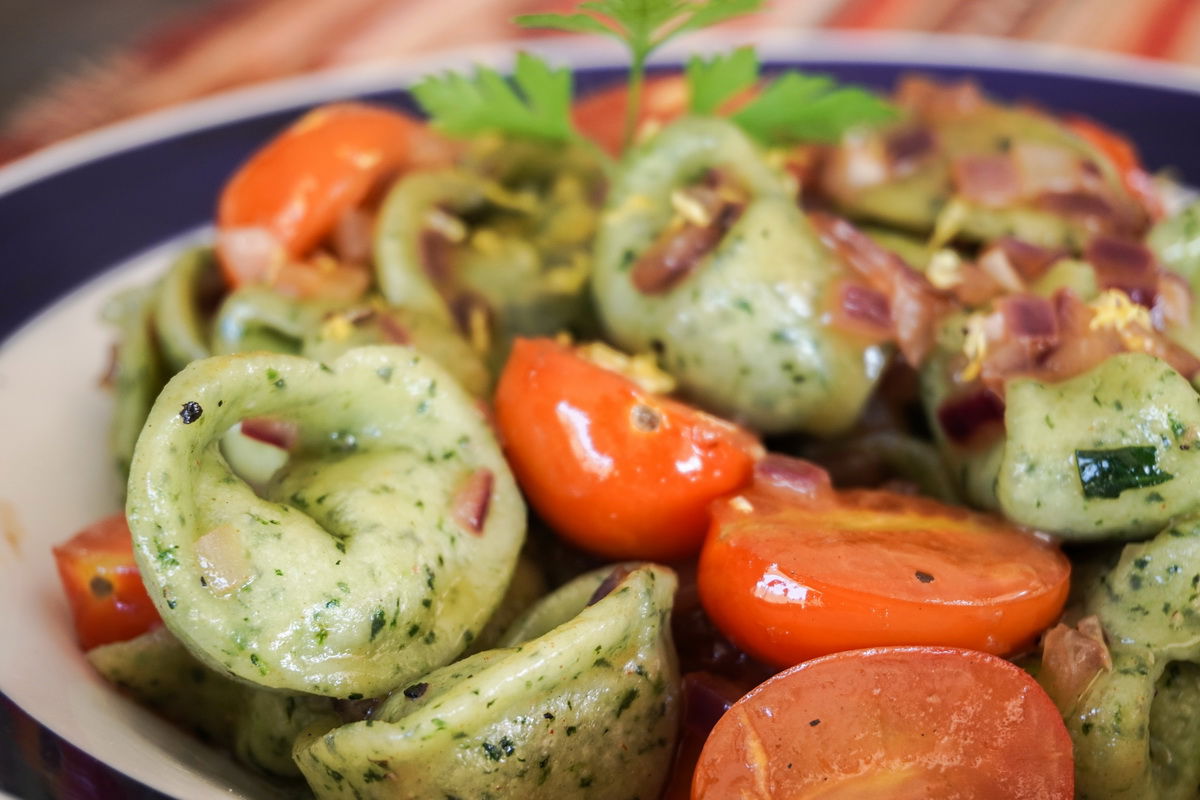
[732,71,898,144]
[518,0,765,150]
[411,52,576,142]
[686,45,758,114]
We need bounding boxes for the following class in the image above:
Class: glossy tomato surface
[52,513,161,650]
[698,458,1070,665]
[692,646,1074,799]
[496,338,760,560]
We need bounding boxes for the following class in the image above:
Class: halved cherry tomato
[494,338,761,560]
[692,646,1074,799]
[1066,115,1164,220]
[52,513,161,650]
[572,75,688,155]
[217,102,446,298]
[698,456,1070,666]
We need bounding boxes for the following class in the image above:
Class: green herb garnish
[412,0,895,154]
[411,52,577,143]
[1076,446,1174,499]
[688,46,898,144]
[518,0,764,150]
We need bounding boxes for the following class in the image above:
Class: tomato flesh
[495,338,761,560]
[692,646,1074,800]
[52,513,161,650]
[699,458,1070,666]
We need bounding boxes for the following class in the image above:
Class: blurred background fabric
[3,0,1200,162]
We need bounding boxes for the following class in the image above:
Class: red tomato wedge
[692,646,1074,800]
[216,102,448,298]
[52,513,161,650]
[698,457,1070,666]
[494,338,761,560]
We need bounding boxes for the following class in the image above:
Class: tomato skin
[572,75,688,155]
[692,646,1074,800]
[52,513,161,650]
[1066,115,1164,220]
[216,102,443,296]
[494,338,761,560]
[698,458,1070,666]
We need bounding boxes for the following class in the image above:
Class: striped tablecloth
[3,0,1200,161]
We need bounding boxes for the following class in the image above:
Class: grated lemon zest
[320,313,356,343]
[670,189,712,227]
[926,248,964,289]
[575,341,677,395]
[959,313,989,382]
[929,197,969,250]
[1088,289,1152,333]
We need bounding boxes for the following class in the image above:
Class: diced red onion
[587,565,634,607]
[632,203,744,295]
[838,282,892,332]
[885,125,937,176]
[331,207,373,266]
[240,417,299,451]
[378,314,411,344]
[1085,234,1159,307]
[754,455,833,498]
[936,389,1006,445]
[951,154,1022,208]
[1039,616,1110,714]
[1036,191,1119,230]
[451,468,493,535]
[997,294,1059,342]
[1012,141,1084,196]
[1153,271,1192,330]
[995,237,1063,281]
[216,226,287,285]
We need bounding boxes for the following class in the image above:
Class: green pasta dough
[374,139,603,372]
[821,101,1144,250]
[294,564,680,800]
[154,247,223,372]
[1053,515,1200,799]
[126,346,526,697]
[592,116,887,435]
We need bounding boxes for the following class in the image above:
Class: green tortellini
[154,247,223,372]
[211,289,489,397]
[89,627,343,779]
[924,348,1200,539]
[1149,200,1200,355]
[823,102,1143,250]
[1052,515,1200,799]
[374,138,604,372]
[294,564,680,800]
[103,284,166,481]
[126,347,525,697]
[592,116,888,435]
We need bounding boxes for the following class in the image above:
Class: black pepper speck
[179,401,203,424]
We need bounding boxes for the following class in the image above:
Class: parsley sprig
[409,1,898,156]
[687,46,898,144]
[517,0,764,150]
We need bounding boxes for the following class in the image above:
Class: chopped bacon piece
[451,468,494,535]
[1154,272,1193,330]
[1085,235,1159,307]
[997,294,1058,343]
[952,154,1022,208]
[894,75,987,120]
[1036,191,1125,235]
[1012,141,1085,196]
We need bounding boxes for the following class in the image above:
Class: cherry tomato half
[216,102,444,298]
[692,646,1074,799]
[698,457,1070,666]
[52,513,161,650]
[572,75,688,155]
[494,338,761,560]
[1066,115,1164,220]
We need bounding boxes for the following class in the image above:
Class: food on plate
[295,564,680,799]
[692,646,1075,798]
[40,0,1200,795]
